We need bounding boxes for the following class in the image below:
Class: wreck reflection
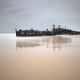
[16,38,41,48]
[16,36,72,50]
[42,36,72,50]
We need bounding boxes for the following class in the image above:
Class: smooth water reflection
[0,34,80,80]
[16,36,71,50]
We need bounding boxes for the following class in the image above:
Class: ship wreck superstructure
[16,25,80,36]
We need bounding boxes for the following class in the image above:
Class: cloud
[0,0,80,32]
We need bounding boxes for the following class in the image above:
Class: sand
[0,34,80,80]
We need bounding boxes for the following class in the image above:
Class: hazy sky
[0,0,80,33]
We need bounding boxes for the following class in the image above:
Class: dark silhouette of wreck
[15,24,80,36]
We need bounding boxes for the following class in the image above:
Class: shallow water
[0,34,80,80]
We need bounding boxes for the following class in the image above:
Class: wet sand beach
[0,34,80,80]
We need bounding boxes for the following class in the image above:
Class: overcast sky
[0,0,80,33]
